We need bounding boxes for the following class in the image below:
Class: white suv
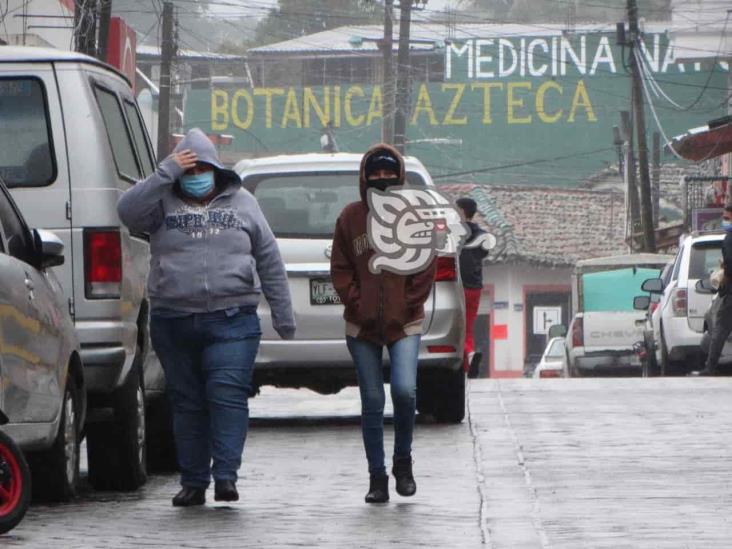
[646,232,724,375]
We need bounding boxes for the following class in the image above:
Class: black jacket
[722,231,732,292]
[459,221,489,290]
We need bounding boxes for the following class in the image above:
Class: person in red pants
[456,198,489,378]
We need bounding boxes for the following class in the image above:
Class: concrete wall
[481,262,572,377]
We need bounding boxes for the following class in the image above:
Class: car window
[582,267,662,312]
[123,99,155,176]
[0,185,33,263]
[243,171,427,238]
[689,241,722,279]
[0,78,56,188]
[671,249,682,282]
[94,86,142,181]
[545,339,565,358]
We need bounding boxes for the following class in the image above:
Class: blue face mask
[180,171,215,198]
[722,219,732,233]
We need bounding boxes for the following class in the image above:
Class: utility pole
[620,110,640,246]
[652,131,661,227]
[393,0,413,154]
[381,0,395,144]
[97,0,112,62]
[157,1,176,161]
[73,0,97,56]
[626,0,656,252]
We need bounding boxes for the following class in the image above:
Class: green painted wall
[184,30,728,185]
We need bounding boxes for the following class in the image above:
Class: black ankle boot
[172,486,206,507]
[392,456,416,497]
[365,473,389,503]
[214,480,239,502]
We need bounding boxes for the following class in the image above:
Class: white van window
[123,100,155,176]
[689,242,722,279]
[94,86,141,181]
[0,78,55,188]
[244,171,426,238]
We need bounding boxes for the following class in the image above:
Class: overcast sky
[209,0,461,18]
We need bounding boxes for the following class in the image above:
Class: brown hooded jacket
[330,144,436,345]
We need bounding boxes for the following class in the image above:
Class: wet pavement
[4,378,732,548]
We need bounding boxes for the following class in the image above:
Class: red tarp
[671,120,732,162]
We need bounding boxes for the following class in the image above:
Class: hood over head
[173,128,240,189]
[359,143,406,203]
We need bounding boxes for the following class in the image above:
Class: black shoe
[172,486,206,507]
[392,456,416,497]
[365,473,389,503]
[214,480,239,502]
[468,352,483,379]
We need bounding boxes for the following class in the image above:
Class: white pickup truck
[566,254,674,377]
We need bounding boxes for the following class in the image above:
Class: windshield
[581,267,662,312]
[545,339,565,358]
[243,171,426,238]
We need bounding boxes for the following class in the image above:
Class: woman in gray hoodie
[118,128,295,507]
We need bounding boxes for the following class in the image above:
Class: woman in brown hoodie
[330,144,436,503]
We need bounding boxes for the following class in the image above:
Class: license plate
[310,278,342,305]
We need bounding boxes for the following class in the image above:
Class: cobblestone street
[4,378,732,548]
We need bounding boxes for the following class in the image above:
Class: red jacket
[330,144,436,345]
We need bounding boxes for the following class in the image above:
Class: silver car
[0,179,85,501]
[237,153,466,422]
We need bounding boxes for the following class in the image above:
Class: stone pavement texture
[2,378,732,548]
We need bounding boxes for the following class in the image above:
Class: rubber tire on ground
[87,360,147,491]
[145,396,178,473]
[26,382,80,502]
[0,429,31,534]
[643,332,660,377]
[418,369,466,424]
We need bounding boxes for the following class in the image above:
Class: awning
[670,115,732,162]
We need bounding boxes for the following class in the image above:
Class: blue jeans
[346,335,420,476]
[150,309,261,488]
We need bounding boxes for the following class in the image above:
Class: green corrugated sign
[184,30,728,184]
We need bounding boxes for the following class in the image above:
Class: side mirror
[33,229,64,269]
[695,277,716,295]
[633,295,651,310]
[641,278,664,293]
[548,324,567,338]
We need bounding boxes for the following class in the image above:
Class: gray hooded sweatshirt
[117,128,295,339]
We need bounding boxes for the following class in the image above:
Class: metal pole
[381,0,395,144]
[393,0,413,154]
[628,0,656,252]
[652,131,660,227]
[621,110,641,247]
[157,1,175,160]
[97,0,112,62]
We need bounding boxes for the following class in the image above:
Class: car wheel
[659,329,669,377]
[87,354,147,491]
[27,380,80,502]
[145,396,178,473]
[420,369,466,424]
[0,429,31,534]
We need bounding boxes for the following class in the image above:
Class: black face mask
[368,178,399,192]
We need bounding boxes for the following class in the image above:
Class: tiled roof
[440,183,627,267]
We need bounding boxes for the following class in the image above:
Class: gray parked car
[0,178,85,501]
[0,47,171,489]
[236,153,466,422]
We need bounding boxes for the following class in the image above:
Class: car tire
[145,396,178,473]
[419,369,466,423]
[27,380,80,502]
[87,357,147,491]
[0,429,31,534]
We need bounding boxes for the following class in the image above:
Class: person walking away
[117,128,295,506]
[456,197,489,378]
[700,205,732,376]
[330,144,436,503]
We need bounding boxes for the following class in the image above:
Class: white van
[0,47,169,490]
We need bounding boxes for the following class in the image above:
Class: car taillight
[427,345,457,353]
[435,256,456,282]
[572,317,584,348]
[671,288,687,317]
[539,369,561,378]
[84,229,122,299]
